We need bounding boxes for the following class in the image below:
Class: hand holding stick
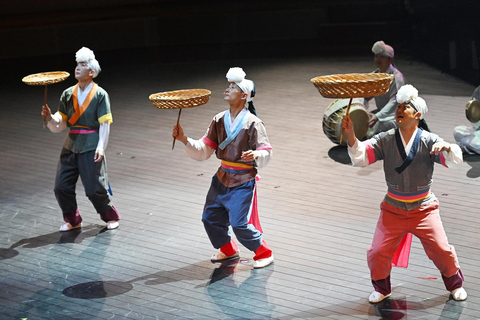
[172,109,182,150]
[340,109,357,147]
[22,71,70,128]
[149,89,211,150]
[339,98,353,144]
[42,85,49,128]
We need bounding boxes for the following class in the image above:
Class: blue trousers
[202,175,263,252]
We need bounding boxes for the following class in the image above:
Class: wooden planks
[0,51,479,319]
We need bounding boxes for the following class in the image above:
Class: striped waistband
[387,187,431,203]
[70,127,99,134]
[221,160,254,174]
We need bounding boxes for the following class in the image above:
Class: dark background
[1,0,479,85]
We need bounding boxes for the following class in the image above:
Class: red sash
[391,233,413,268]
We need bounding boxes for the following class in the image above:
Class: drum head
[322,99,368,145]
[348,107,369,143]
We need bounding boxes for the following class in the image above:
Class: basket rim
[149,88,211,101]
[310,72,393,84]
[310,72,394,98]
[149,88,212,109]
[22,71,70,85]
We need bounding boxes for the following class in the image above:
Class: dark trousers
[54,148,120,225]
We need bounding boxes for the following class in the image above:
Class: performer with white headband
[364,40,406,138]
[341,84,467,303]
[172,67,274,268]
[41,47,121,231]
[231,68,258,116]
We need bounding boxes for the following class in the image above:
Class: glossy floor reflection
[1,49,479,319]
[370,296,467,320]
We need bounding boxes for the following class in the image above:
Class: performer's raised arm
[172,123,214,161]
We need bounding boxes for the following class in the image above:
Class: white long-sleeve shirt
[348,128,462,168]
[184,137,272,168]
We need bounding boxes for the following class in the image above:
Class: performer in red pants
[342,84,467,303]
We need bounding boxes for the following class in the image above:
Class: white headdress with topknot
[226,67,255,104]
[372,40,394,58]
[226,67,246,83]
[396,84,428,119]
[75,47,101,78]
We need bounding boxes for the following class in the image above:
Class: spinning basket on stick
[22,71,70,128]
[149,89,211,149]
[311,73,394,143]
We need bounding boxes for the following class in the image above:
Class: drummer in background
[364,40,406,138]
[41,47,121,231]
[341,84,467,303]
[172,67,274,269]
[453,85,480,154]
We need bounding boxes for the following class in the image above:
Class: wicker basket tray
[311,73,394,98]
[149,89,211,109]
[22,71,70,86]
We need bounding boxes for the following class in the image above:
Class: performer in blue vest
[41,47,121,231]
[172,67,274,268]
[342,84,467,303]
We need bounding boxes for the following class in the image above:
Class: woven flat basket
[311,73,394,98]
[22,71,70,86]
[149,89,211,109]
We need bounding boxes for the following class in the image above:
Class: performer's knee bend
[231,224,249,234]
[367,245,381,259]
[54,185,72,196]
[367,247,393,268]
[85,187,108,199]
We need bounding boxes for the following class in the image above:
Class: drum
[322,99,369,145]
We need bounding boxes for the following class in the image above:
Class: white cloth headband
[396,84,428,119]
[226,67,254,103]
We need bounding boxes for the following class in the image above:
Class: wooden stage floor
[1,49,479,319]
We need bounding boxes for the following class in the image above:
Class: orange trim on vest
[68,83,98,126]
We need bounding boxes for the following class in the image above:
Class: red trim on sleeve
[201,136,217,150]
[256,143,272,151]
[364,141,376,165]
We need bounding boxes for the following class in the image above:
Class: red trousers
[368,201,460,282]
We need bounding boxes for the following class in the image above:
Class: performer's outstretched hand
[241,150,259,162]
[172,123,188,145]
[41,104,52,121]
[368,113,378,128]
[430,141,451,155]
